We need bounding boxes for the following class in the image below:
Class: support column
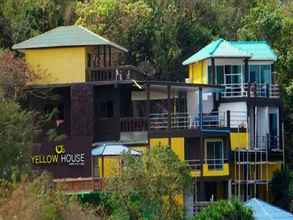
[70,84,94,138]
[244,58,249,96]
[228,180,232,199]
[199,87,203,128]
[167,85,172,146]
[146,83,150,148]
[211,58,216,85]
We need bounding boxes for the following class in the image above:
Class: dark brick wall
[70,84,94,138]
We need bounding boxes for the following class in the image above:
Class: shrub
[0,173,100,220]
[193,199,254,220]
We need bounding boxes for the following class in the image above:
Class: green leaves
[105,146,191,220]
[271,167,293,210]
[193,199,254,220]
[0,100,35,180]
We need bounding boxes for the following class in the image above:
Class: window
[216,66,224,84]
[206,140,224,169]
[249,65,272,84]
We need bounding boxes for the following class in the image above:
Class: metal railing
[228,111,247,128]
[149,111,247,130]
[120,117,148,132]
[251,135,280,150]
[206,159,228,170]
[87,65,146,81]
[149,112,225,130]
[221,83,280,98]
[186,159,201,170]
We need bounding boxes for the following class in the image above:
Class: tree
[105,146,191,220]
[0,100,35,180]
[0,173,99,220]
[270,167,293,210]
[238,0,293,168]
[0,0,76,45]
[193,199,254,220]
[0,50,38,99]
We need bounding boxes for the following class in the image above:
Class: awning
[91,144,141,156]
[245,198,293,220]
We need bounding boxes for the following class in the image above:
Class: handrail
[221,83,280,98]
[186,159,201,170]
[87,65,146,81]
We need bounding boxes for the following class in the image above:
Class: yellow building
[13,28,284,216]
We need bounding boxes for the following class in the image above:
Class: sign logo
[31,144,85,166]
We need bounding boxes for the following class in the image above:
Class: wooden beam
[211,58,216,85]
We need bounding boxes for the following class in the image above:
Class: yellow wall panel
[230,132,249,150]
[25,47,86,85]
[150,137,185,161]
[202,163,229,176]
[187,60,208,84]
[171,137,185,161]
[98,157,121,177]
[149,138,169,147]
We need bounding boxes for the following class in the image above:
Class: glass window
[208,66,212,84]
[206,141,224,169]
[249,65,258,83]
[216,66,224,84]
[260,65,272,84]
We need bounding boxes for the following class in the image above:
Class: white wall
[219,102,247,128]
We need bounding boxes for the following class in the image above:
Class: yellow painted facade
[149,137,185,161]
[98,157,121,177]
[230,132,249,150]
[188,60,208,84]
[25,47,87,85]
[202,163,229,176]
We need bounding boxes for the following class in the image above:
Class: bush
[193,199,254,220]
[0,100,36,180]
[105,146,192,220]
[0,173,100,220]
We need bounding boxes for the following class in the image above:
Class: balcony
[186,159,201,177]
[202,159,229,176]
[119,110,247,133]
[148,112,226,130]
[87,65,146,81]
[221,83,280,98]
[252,135,281,151]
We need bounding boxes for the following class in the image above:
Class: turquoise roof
[12,25,128,52]
[245,198,293,220]
[91,144,141,156]
[182,38,277,65]
[230,41,277,61]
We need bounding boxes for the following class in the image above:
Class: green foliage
[0,100,35,180]
[193,199,254,220]
[0,173,99,220]
[105,146,192,220]
[0,0,76,45]
[271,167,293,210]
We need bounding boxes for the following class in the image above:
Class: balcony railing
[186,159,201,170]
[119,111,247,132]
[87,65,146,81]
[149,112,226,130]
[120,117,148,132]
[206,159,228,169]
[221,83,280,98]
[252,135,281,151]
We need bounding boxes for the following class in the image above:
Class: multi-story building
[13,26,284,215]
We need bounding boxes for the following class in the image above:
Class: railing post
[227,110,231,128]
[167,85,171,131]
[266,83,270,98]
[211,58,216,85]
[199,87,203,128]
